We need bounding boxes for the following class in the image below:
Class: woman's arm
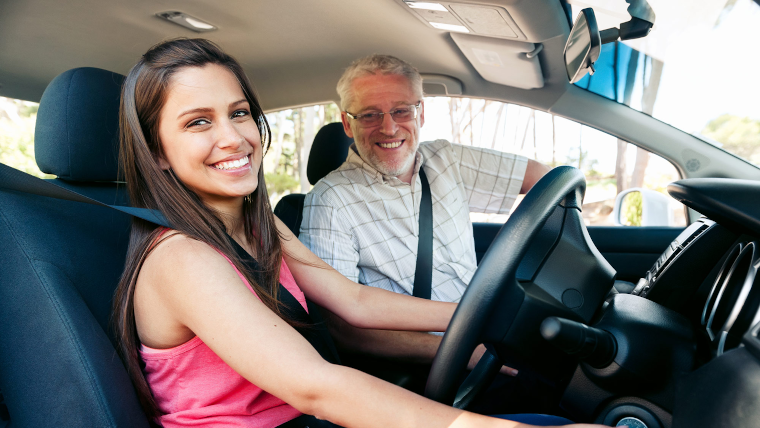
[140,235,594,428]
[276,217,456,332]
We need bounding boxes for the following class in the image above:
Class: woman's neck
[204,197,255,256]
[218,201,260,258]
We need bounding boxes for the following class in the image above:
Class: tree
[702,114,760,164]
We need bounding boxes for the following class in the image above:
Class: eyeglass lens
[357,105,416,126]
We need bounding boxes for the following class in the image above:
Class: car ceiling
[0,0,573,112]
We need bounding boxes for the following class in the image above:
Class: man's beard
[357,135,418,178]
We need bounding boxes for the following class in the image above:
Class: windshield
[569,0,760,167]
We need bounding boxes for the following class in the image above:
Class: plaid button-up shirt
[299,139,527,303]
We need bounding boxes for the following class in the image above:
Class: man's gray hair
[336,54,424,111]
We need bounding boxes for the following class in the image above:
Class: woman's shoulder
[141,231,233,284]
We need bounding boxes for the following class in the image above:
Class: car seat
[0,68,150,426]
[273,122,353,236]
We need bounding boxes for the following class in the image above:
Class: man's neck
[396,168,414,184]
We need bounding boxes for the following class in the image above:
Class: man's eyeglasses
[345,102,421,127]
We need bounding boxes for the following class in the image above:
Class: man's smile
[376,139,405,149]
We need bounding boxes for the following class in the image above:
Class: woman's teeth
[378,141,402,149]
[212,156,250,170]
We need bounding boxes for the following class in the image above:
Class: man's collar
[346,143,424,186]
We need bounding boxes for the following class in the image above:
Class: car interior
[2,0,760,427]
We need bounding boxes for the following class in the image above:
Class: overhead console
[396,0,571,90]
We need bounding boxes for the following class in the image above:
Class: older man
[300,54,549,303]
[298,56,551,400]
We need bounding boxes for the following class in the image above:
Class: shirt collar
[346,143,424,186]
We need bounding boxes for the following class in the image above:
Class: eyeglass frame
[344,101,422,127]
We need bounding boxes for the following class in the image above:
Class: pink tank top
[140,247,307,427]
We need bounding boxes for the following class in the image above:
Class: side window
[263,103,341,207]
[0,97,50,178]
[421,96,687,227]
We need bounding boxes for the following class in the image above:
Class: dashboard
[560,178,760,428]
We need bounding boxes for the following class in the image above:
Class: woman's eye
[232,109,250,119]
[188,118,210,128]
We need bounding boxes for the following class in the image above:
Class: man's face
[341,73,424,180]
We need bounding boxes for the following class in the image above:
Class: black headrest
[35,67,125,182]
[306,122,354,185]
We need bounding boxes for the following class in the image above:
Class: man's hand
[520,159,552,193]
[468,344,518,377]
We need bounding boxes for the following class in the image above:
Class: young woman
[113,38,606,428]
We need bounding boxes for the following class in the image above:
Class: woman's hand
[468,344,519,377]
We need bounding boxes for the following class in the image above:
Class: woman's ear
[157,155,171,170]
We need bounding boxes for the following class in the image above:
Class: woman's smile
[210,154,252,172]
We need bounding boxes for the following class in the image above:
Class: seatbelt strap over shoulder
[0,162,171,227]
[412,168,433,300]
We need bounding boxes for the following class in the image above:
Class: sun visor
[451,32,544,90]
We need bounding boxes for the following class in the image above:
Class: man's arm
[299,190,361,282]
[323,307,517,376]
[520,159,552,193]
[299,187,515,374]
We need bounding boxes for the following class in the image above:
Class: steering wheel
[424,165,589,405]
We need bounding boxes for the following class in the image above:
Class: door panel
[473,223,684,283]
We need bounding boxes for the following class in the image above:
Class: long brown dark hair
[113,38,294,423]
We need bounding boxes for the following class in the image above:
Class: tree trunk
[615,140,628,194]
[551,115,557,167]
[270,110,287,173]
[520,110,534,151]
[299,107,316,192]
[630,56,663,188]
[491,103,505,149]
[449,98,459,145]
[616,46,640,193]
[533,111,538,159]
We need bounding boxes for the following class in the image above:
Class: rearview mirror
[564,1,656,84]
[563,8,601,84]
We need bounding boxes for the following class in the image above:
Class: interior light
[156,11,217,33]
[429,22,470,33]
[405,2,449,12]
[184,16,215,30]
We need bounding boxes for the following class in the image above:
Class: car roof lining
[0,0,571,111]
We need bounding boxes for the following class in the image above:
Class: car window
[262,103,341,206]
[569,0,760,168]
[421,96,687,227]
[0,96,50,178]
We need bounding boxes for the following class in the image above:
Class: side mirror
[612,188,674,227]
[563,8,601,84]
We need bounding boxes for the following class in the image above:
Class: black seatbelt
[412,168,433,300]
[0,162,171,227]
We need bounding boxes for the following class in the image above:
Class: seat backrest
[275,122,353,236]
[0,68,149,427]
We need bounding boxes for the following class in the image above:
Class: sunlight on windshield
[569,0,760,167]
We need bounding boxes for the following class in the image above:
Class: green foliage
[265,172,299,196]
[0,98,51,178]
[621,191,643,226]
[702,114,760,165]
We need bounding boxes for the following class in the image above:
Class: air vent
[706,243,756,349]
[718,242,760,354]
[680,223,710,248]
[702,242,743,328]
